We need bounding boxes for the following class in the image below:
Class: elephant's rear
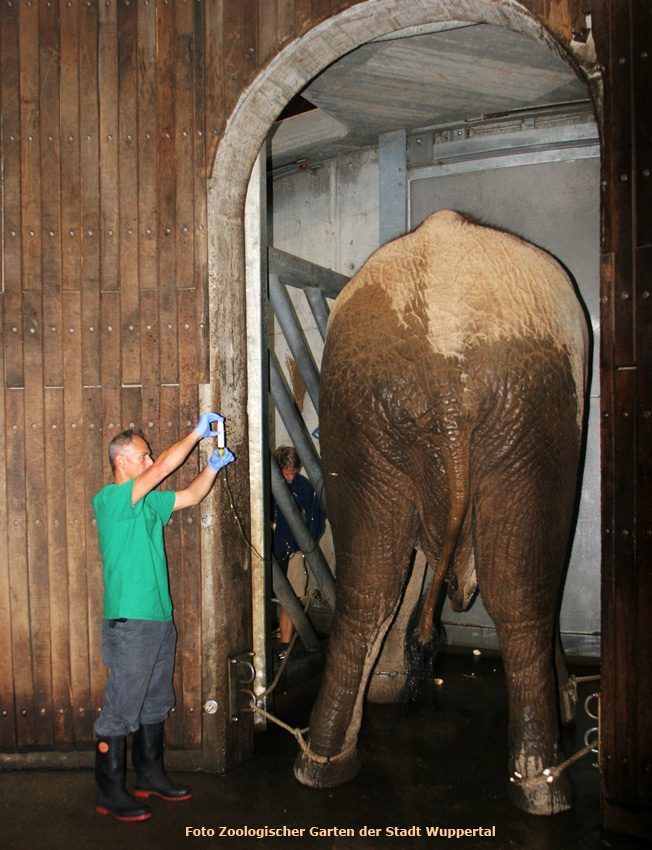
[305,212,589,813]
[322,210,589,574]
[328,209,588,432]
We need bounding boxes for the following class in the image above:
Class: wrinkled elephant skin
[294,211,588,816]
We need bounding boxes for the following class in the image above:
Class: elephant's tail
[417,432,471,644]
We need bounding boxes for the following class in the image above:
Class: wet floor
[1,651,650,850]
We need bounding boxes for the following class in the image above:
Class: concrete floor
[1,652,650,850]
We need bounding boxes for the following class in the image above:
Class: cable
[221,466,267,564]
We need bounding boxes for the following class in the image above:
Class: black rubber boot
[95,736,152,821]
[132,722,192,801]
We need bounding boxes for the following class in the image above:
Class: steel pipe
[269,273,321,414]
[269,354,327,516]
[304,288,331,342]
[271,556,321,652]
[270,456,336,609]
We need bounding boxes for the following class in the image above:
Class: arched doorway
[206,0,601,758]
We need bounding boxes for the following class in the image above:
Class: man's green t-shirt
[92,480,176,621]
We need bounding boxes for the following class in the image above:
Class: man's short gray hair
[108,428,145,472]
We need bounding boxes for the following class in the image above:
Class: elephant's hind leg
[294,484,418,788]
[474,451,580,813]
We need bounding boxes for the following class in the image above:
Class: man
[272,446,325,658]
[92,413,234,822]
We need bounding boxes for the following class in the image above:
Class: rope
[253,663,600,775]
[251,586,355,766]
[512,676,600,789]
[510,742,596,789]
[569,674,600,684]
[248,699,357,765]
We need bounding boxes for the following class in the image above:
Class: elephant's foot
[507,764,574,815]
[294,745,361,788]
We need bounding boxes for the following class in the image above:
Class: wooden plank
[100,291,122,467]
[63,291,92,744]
[159,280,179,387]
[242,0,259,88]
[137,0,158,292]
[178,291,201,747]
[83,387,106,724]
[121,386,142,434]
[178,496,202,748]
[609,0,635,365]
[98,0,119,291]
[276,0,295,45]
[0,298,17,749]
[330,0,357,12]
[118,0,141,385]
[5,389,34,747]
[223,0,243,117]
[311,0,333,27]
[294,0,313,36]
[1,3,24,389]
[194,0,210,382]
[636,246,652,810]
[177,293,198,459]
[599,251,617,799]
[593,0,613,258]
[204,0,225,173]
[160,384,183,745]
[258,0,278,65]
[39,0,63,390]
[23,291,53,747]
[19,0,42,294]
[140,289,161,449]
[611,367,638,804]
[80,1,101,388]
[157,3,178,385]
[44,388,73,745]
[175,0,196,291]
[60,0,82,293]
[633,0,652,247]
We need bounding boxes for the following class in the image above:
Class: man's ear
[114,453,126,470]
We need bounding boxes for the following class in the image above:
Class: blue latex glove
[194,412,224,439]
[208,447,235,472]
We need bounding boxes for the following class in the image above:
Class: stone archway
[203,0,600,711]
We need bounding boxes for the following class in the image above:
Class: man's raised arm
[130,412,223,506]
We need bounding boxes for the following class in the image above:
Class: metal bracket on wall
[228,651,256,722]
[440,126,468,143]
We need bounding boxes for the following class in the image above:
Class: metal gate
[260,247,350,699]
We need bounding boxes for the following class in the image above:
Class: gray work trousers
[94,618,177,737]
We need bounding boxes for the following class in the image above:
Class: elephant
[293,210,589,816]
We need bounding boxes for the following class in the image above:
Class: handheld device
[211,419,226,456]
